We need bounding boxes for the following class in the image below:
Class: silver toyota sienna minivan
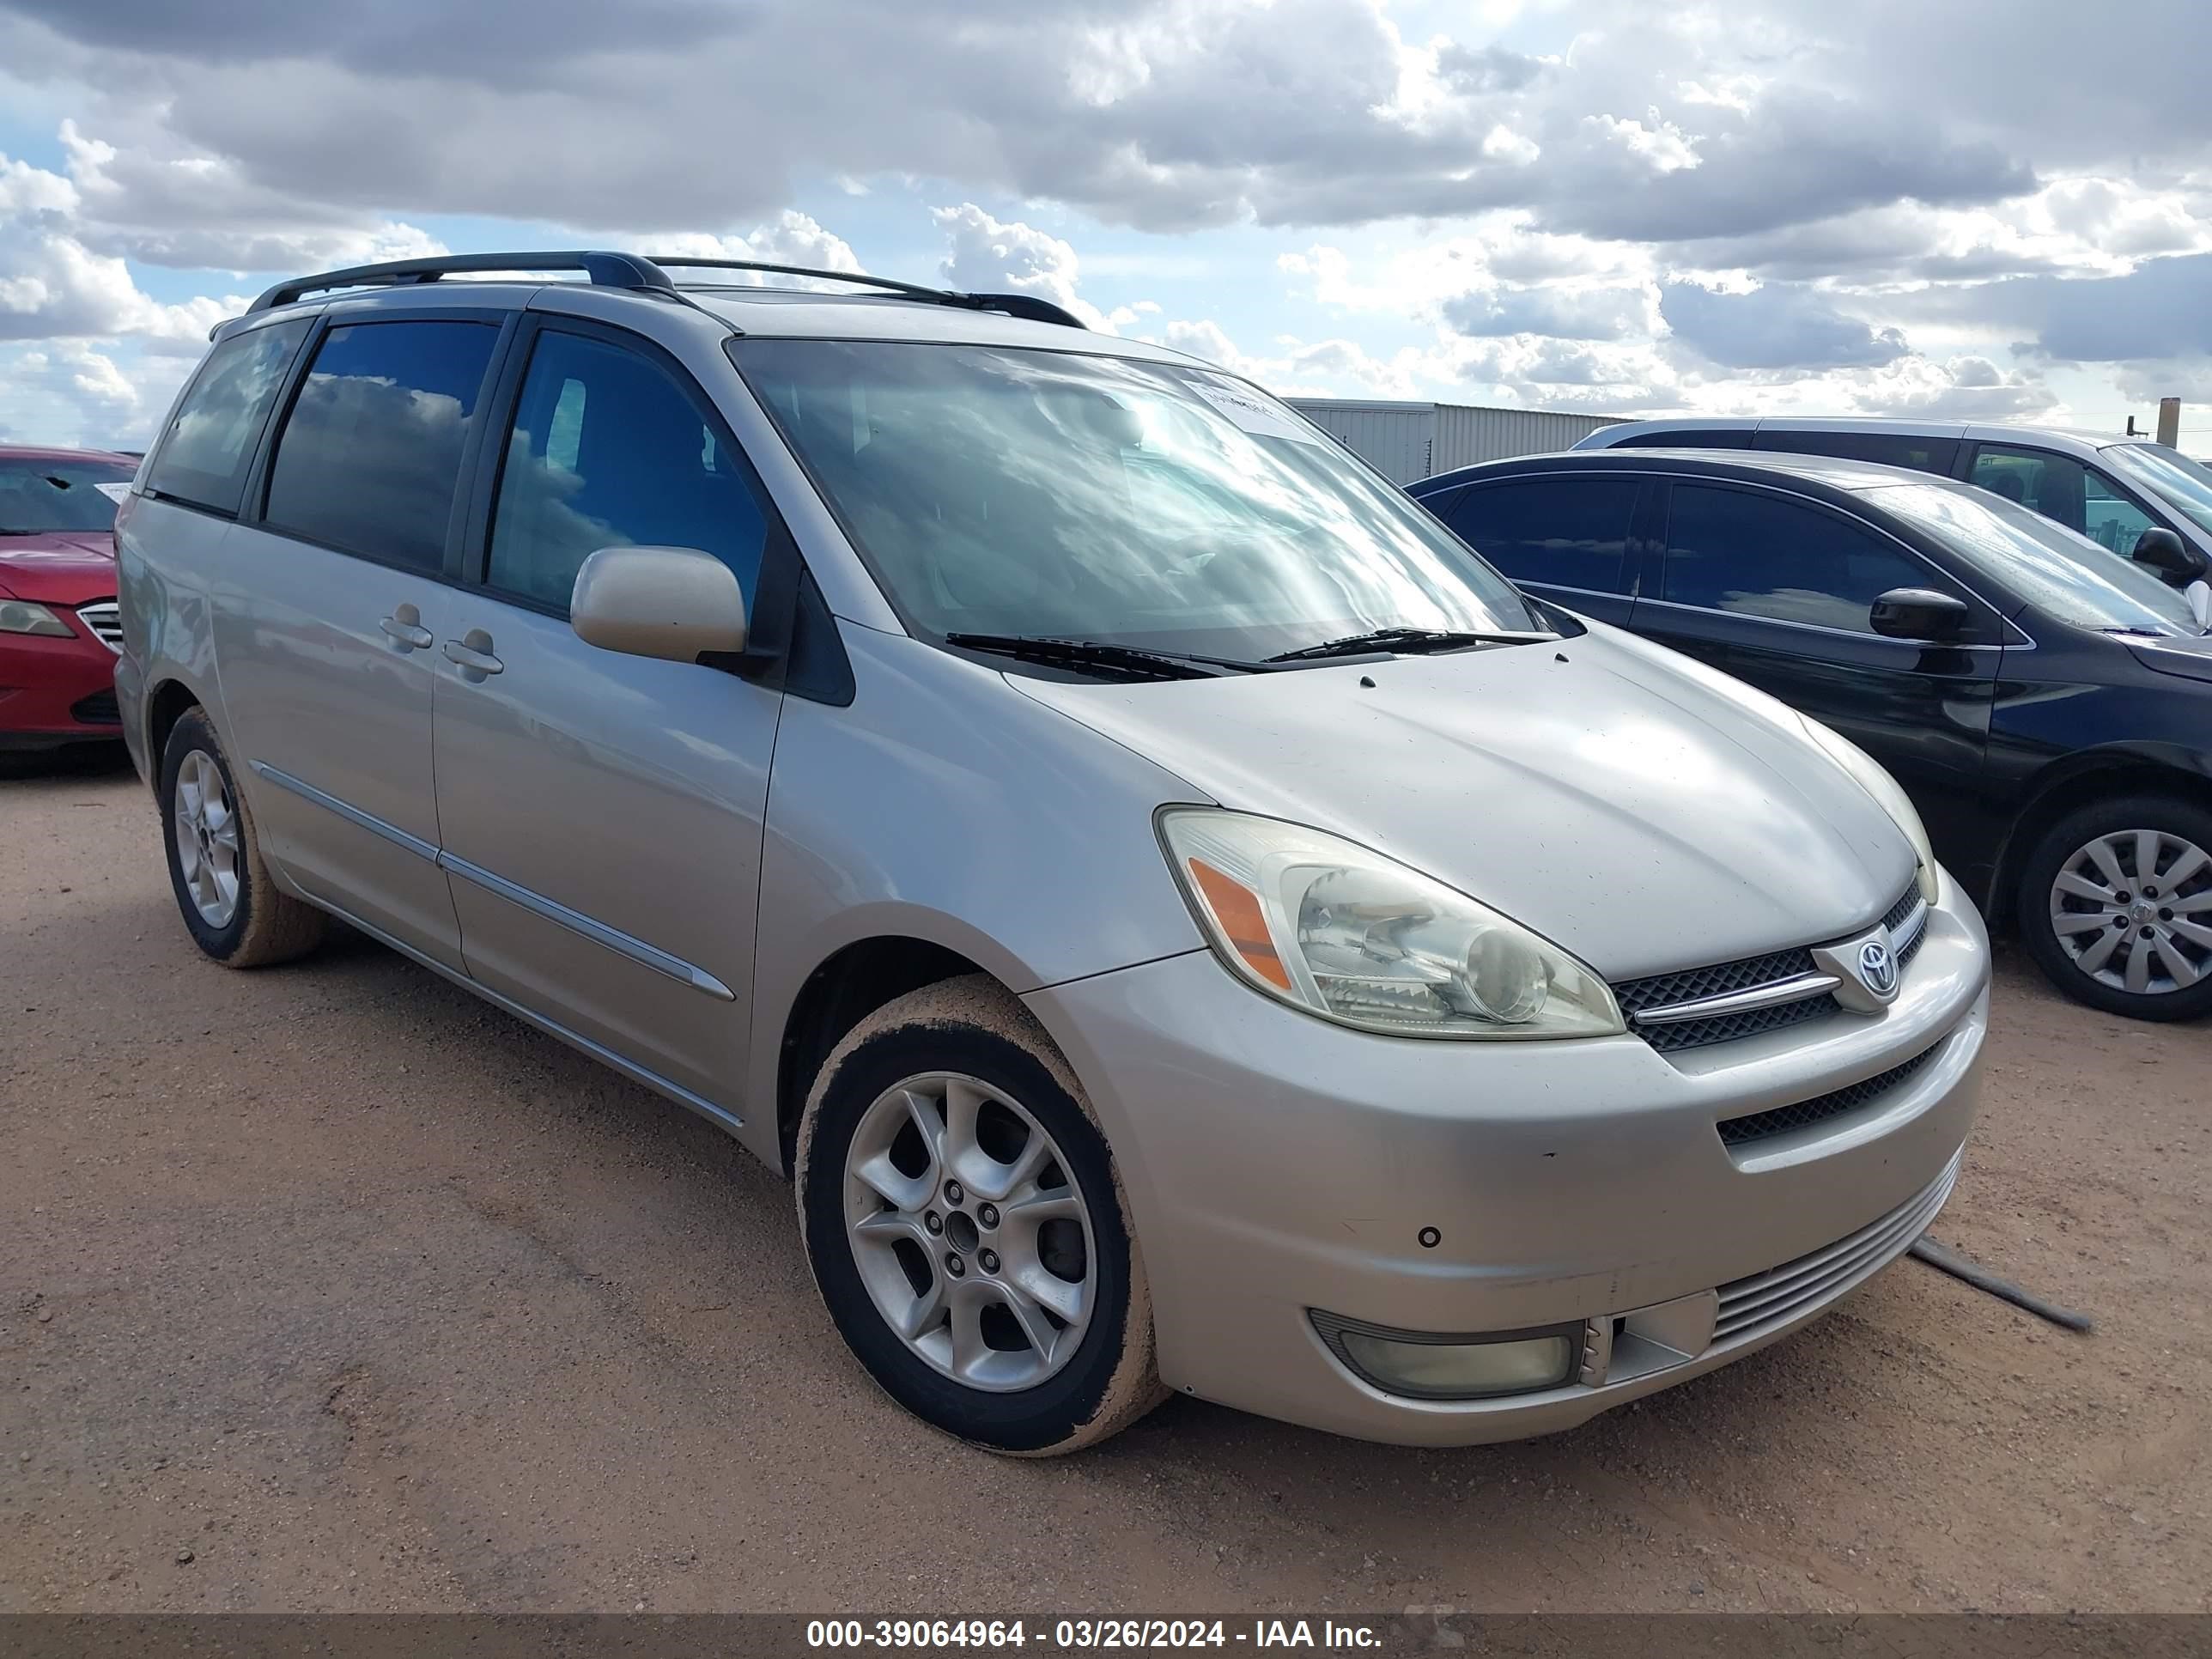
[112,252,1990,1454]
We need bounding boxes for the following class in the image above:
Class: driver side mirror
[1870,586,1971,644]
[570,545,747,665]
[2131,526,2212,589]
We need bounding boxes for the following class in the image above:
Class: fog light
[1312,1311,1579,1401]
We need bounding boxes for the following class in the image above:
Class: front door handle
[442,629,504,680]
[379,605,434,651]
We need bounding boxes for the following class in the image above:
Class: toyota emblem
[1857,939,1899,999]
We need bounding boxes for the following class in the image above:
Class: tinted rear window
[1444,477,1638,593]
[143,319,310,515]
[263,320,500,572]
[1753,430,1960,474]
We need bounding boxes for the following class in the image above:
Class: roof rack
[641,256,1089,331]
[246,251,673,314]
[243,249,1089,332]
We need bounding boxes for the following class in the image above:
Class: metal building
[1287,398,1623,483]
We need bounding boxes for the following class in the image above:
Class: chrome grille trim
[1630,970,1841,1027]
[1712,1149,1960,1346]
[75,599,123,653]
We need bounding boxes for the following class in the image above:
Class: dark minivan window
[1661,482,1937,634]
[1753,429,1960,474]
[487,331,767,613]
[263,320,500,572]
[1445,477,1638,593]
[143,319,310,515]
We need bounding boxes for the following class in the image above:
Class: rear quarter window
[141,319,312,515]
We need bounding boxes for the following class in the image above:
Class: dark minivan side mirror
[2131,526,2212,589]
[1870,586,1971,644]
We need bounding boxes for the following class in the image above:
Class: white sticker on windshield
[1181,373,1321,446]
[94,481,131,503]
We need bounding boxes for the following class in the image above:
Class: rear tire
[159,708,325,968]
[795,975,1164,1455]
[2015,793,2212,1021]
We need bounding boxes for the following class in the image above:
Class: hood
[1008,622,1915,981]
[0,531,117,605]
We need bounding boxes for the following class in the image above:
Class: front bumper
[1026,867,1990,1446]
[0,613,121,750]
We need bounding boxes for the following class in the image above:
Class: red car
[0,444,139,751]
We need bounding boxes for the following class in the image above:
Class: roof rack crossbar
[246,251,674,314]
[641,256,1088,331]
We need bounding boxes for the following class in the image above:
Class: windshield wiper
[945,633,1251,681]
[1263,625,1555,664]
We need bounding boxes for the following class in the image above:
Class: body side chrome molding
[285,891,746,1133]
[252,762,441,861]
[437,852,737,1001]
[249,762,735,1001]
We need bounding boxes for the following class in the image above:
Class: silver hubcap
[843,1072,1095,1392]
[172,749,242,928]
[2049,827,2212,995]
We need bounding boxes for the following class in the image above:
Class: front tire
[2016,793,2212,1021]
[159,708,325,968]
[795,976,1164,1454]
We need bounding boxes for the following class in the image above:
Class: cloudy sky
[4,0,2210,451]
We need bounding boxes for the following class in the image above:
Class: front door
[1630,478,2001,886]
[430,319,785,1112]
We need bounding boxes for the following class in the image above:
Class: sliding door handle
[442,629,503,680]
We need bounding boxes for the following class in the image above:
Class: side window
[263,320,500,572]
[1445,477,1638,593]
[486,331,767,613]
[1661,483,1942,634]
[142,319,310,514]
[1967,444,2151,552]
[1754,430,1960,474]
[2081,468,2156,555]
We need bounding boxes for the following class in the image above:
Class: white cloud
[932,203,1119,331]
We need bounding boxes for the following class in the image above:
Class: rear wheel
[794,976,1164,1454]
[159,708,325,967]
[2017,793,2212,1021]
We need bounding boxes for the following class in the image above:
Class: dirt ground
[3,748,2207,1614]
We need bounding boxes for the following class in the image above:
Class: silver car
[113,251,1990,1453]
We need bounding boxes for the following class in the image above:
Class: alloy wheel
[842,1071,1096,1392]
[2047,826,2212,995]
[172,749,242,928]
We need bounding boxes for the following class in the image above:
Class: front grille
[70,689,120,726]
[1712,1149,1960,1346]
[1614,945,1828,1054]
[1716,1040,1942,1147]
[75,599,123,653]
[1613,883,1923,1054]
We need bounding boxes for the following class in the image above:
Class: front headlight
[1798,718,1938,905]
[1158,808,1623,1040]
[0,599,75,638]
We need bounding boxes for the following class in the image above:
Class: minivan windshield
[2102,442,2212,538]
[733,340,1540,660]
[0,457,137,534]
[1868,481,2204,635]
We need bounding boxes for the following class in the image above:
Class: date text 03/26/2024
[805,1619,1382,1650]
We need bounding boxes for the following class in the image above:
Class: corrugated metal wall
[1285,401,1437,483]
[1431,404,1620,474]
[1289,398,1621,483]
